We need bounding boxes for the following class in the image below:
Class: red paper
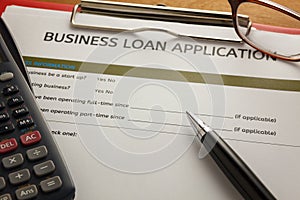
[0,0,73,15]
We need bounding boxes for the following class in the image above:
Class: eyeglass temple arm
[236,15,253,36]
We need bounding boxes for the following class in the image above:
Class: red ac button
[20,131,41,146]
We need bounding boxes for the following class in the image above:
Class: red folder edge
[0,0,73,16]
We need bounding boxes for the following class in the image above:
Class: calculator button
[2,85,19,96]
[0,138,18,154]
[2,153,24,169]
[12,106,29,118]
[8,169,31,185]
[0,123,15,134]
[0,101,5,110]
[20,131,41,146]
[26,145,48,161]
[33,160,55,177]
[40,176,62,193]
[15,185,38,200]
[0,112,9,122]
[7,95,24,107]
[0,177,6,190]
[0,72,14,82]
[0,193,11,200]
[17,117,34,129]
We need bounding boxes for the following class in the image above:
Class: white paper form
[2,6,300,200]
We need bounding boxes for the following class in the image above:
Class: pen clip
[70,0,246,42]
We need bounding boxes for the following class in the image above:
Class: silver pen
[186,111,276,200]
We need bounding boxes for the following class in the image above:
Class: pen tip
[186,111,196,121]
[186,111,192,117]
[186,111,198,126]
[186,111,212,137]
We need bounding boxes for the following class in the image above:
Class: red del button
[0,138,18,154]
[20,131,41,146]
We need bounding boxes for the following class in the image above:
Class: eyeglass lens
[235,1,300,59]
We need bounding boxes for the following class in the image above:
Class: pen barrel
[201,131,276,200]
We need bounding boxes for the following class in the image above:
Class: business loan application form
[3,6,300,200]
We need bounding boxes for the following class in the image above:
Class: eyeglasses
[227,0,300,61]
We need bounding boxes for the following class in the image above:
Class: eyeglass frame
[227,0,300,61]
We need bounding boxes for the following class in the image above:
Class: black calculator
[0,19,75,200]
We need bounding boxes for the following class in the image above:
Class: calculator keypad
[2,85,19,96]
[0,102,5,111]
[0,177,5,190]
[33,160,55,177]
[20,131,41,146]
[8,169,31,185]
[16,117,34,129]
[12,107,28,118]
[2,153,24,169]
[0,138,18,154]
[0,193,12,200]
[7,96,24,107]
[0,81,63,199]
[0,124,15,135]
[0,112,9,122]
[40,176,62,193]
[0,72,14,82]
[15,185,38,200]
[26,145,48,161]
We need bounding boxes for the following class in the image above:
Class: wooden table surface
[37,0,300,27]
[38,0,299,12]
